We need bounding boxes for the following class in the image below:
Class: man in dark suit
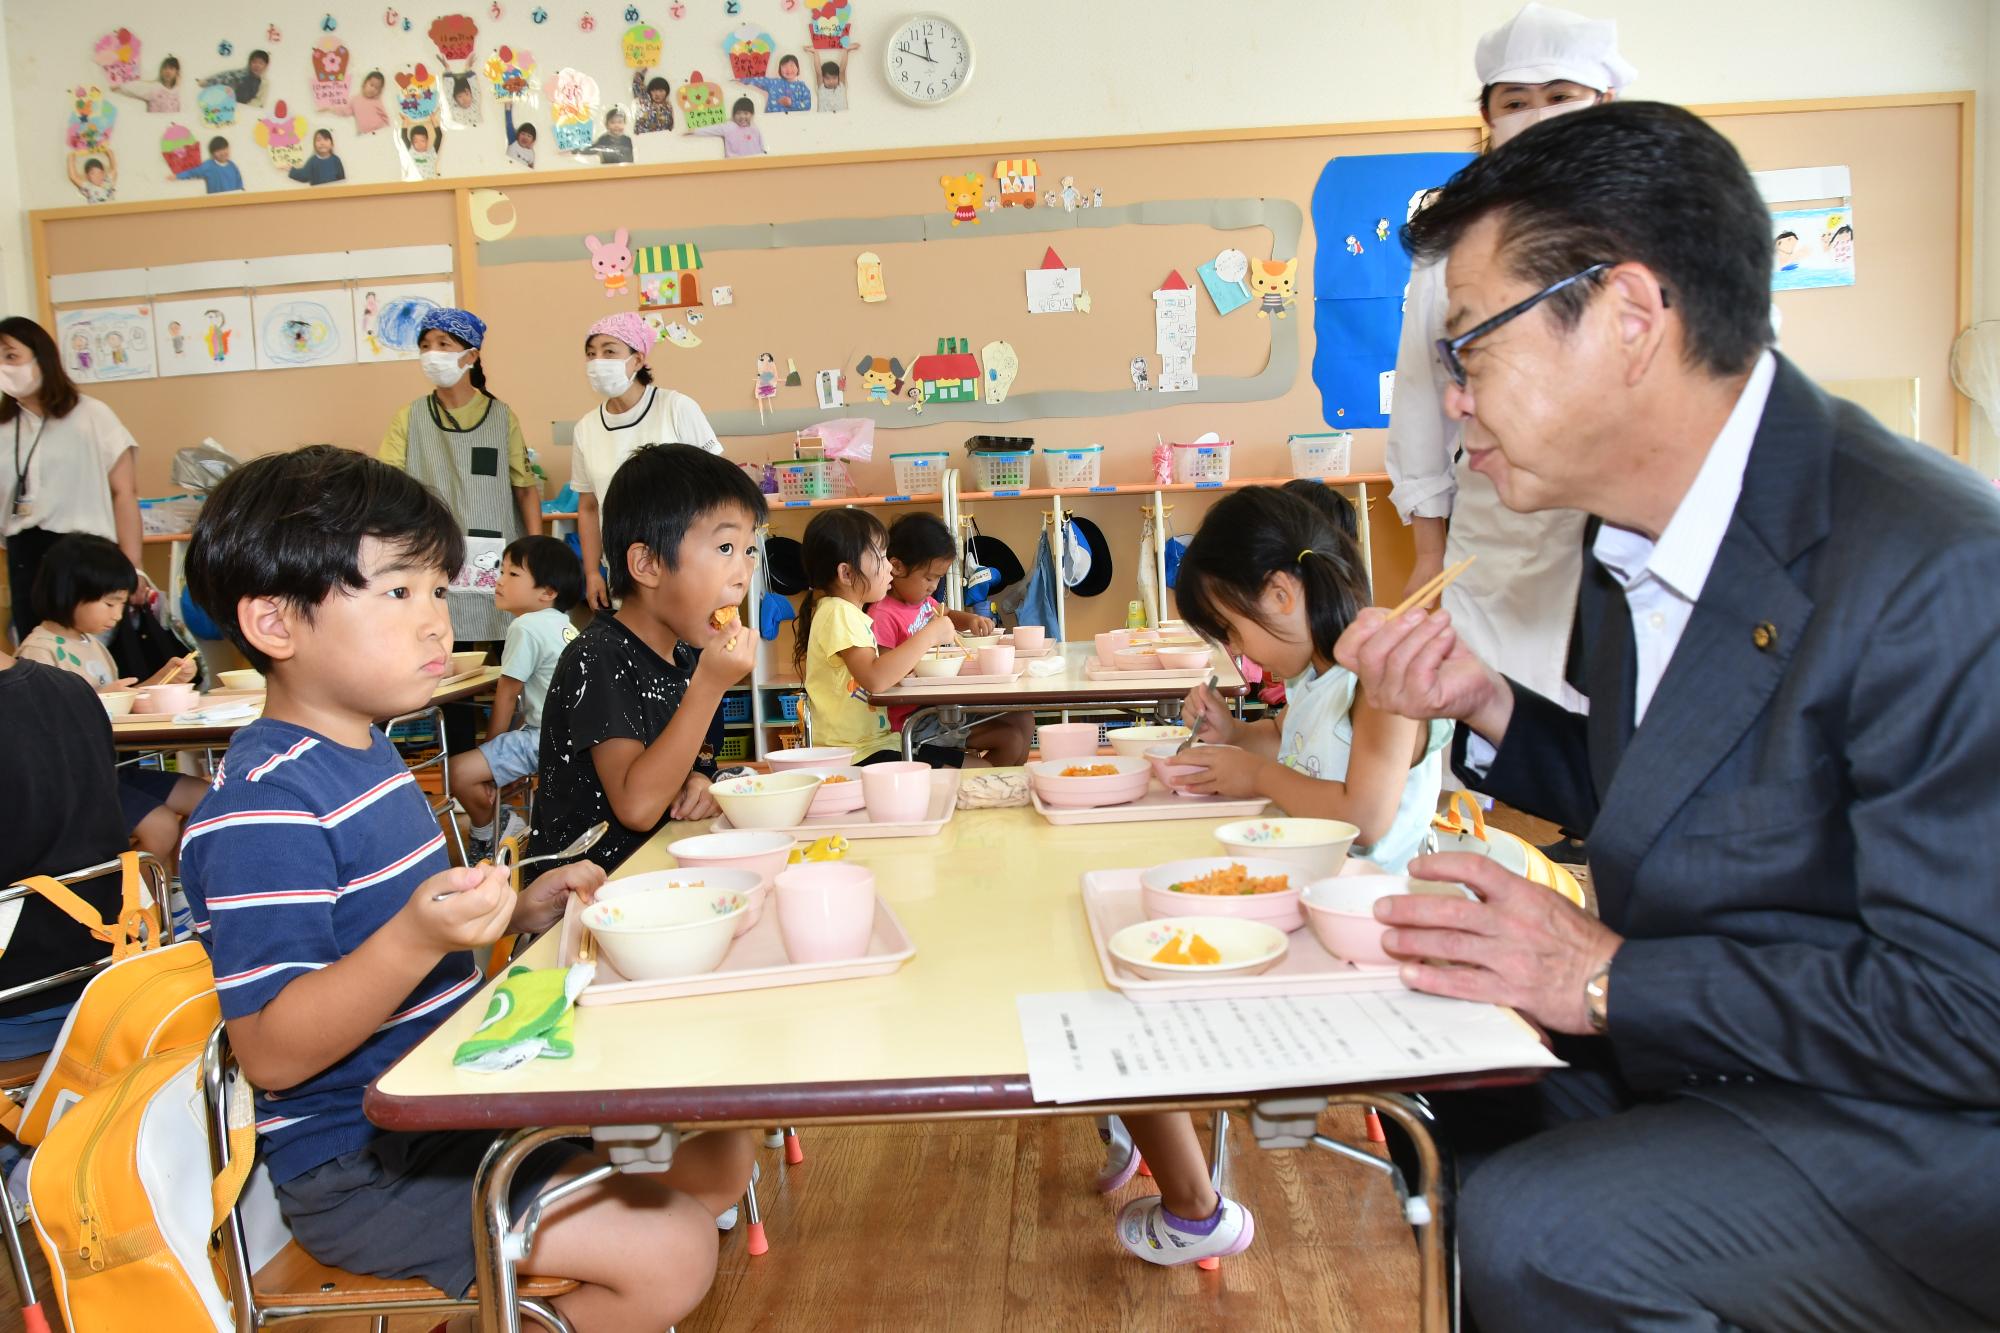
[1339,101,2000,1330]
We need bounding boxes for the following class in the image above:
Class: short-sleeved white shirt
[0,397,136,541]
[569,386,722,497]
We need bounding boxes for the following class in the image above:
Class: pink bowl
[766,746,855,772]
[1112,647,1161,672]
[1156,648,1210,670]
[134,683,199,715]
[1027,757,1151,808]
[1138,856,1306,932]
[1302,873,1472,970]
[1094,630,1133,662]
[799,766,866,816]
[1144,743,1206,795]
[1035,722,1100,760]
[599,867,768,936]
[667,830,797,900]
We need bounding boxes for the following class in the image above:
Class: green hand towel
[453,962,596,1072]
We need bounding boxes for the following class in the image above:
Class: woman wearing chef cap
[1385,4,1635,741]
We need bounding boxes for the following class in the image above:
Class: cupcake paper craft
[807,2,854,49]
[92,29,141,84]
[622,23,663,66]
[197,83,237,126]
[429,14,481,67]
[484,45,536,100]
[311,38,352,110]
[67,87,117,152]
[159,122,201,176]
[725,26,774,78]
[544,66,599,151]
[395,64,442,124]
[256,101,309,167]
[678,70,725,128]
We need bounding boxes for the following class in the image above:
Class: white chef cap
[1475,4,1638,94]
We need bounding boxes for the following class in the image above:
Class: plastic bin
[1042,446,1104,489]
[775,460,831,502]
[1288,432,1353,480]
[890,451,950,496]
[722,691,752,725]
[973,450,1034,492]
[1171,440,1234,485]
[718,735,750,762]
[778,692,804,722]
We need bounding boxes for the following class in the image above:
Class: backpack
[1429,791,1588,910]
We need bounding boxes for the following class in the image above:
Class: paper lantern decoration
[724,26,773,79]
[677,69,724,128]
[429,14,481,67]
[544,66,598,151]
[394,64,441,124]
[311,37,352,110]
[160,123,201,176]
[484,45,537,101]
[621,23,663,67]
[807,2,853,50]
[92,28,141,84]
[256,101,309,167]
[197,83,237,126]
[67,87,118,152]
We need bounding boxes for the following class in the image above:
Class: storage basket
[718,735,750,762]
[775,460,832,502]
[778,692,803,722]
[722,692,752,725]
[1288,432,1353,480]
[973,450,1034,492]
[1170,440,1233,485]
[890,452,949,496]
[1042,446,1104,489]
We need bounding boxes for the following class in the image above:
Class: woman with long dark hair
[0,315,144,641]
[377,307,542,642]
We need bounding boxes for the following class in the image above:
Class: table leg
[1321,1092,1454,1333]
[472,1124,590,1333]
[901,705,946,759]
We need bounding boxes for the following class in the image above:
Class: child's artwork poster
[152,296,256,377]
[252,289,357,369]
[1025,247,1081,315]
[1770,206,1856,291]
[55,306,156,383]
[353,281,456,362]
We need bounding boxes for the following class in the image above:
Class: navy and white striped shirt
[180,719,480,1184]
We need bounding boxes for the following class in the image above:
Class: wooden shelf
[956,473,1388,503]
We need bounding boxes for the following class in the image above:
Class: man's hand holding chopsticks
[1335,605,1516,744]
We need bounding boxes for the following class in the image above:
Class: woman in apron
[568,312,722,610]
[1386,4,1636,720]
[377,307,542,643]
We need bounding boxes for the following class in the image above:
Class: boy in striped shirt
[180,446,752,1325]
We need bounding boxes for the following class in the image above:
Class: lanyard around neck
[13,411,48,499]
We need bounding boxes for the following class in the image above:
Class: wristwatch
[1584,959,1613,1034]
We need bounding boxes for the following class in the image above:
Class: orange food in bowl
[1059,764,1120,778]
[1170,866,1291,896]
[1150,931,1223,965]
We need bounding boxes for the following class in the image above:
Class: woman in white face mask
[377,306,542,642]
[0,316,146,642]
[568,312,723,610]
[1385,4,1634,744]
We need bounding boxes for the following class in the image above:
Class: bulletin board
[32,91,1976,506]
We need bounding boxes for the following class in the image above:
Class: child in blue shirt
[287,129,346,186]
[176,136,245,193]
[180,445,751,1321]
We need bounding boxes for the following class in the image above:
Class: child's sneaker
[1094,1115,1141,1193]
[1115,1194,1255,1266]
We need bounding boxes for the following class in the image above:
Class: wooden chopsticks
[1386,556,1476,620]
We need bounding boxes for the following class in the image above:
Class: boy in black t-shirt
[531,445,768,872]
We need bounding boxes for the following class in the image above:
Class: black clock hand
[901,41,937,64]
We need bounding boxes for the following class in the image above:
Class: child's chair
[200,1023,582,1331]
[386,705,471,866]
[0,851,172,1333]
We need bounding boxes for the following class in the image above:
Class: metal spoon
[1174,672,1220,754]
[433,821,610,900]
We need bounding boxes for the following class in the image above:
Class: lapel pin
[1752,621,1778,652]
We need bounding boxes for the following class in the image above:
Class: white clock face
[885,14,972,104]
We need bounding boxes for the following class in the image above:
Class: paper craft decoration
[622,23,663,66]
[1197,248,1253,316]
[430,14,481,67]
[808,2,855,48]
[395,64,442,125]
[584,228,635,299]
[635,243,703,308]
[711,286,733,305]
[941,173,983,227]
[468,188,516,240]
[979,340,1017,404]
[1129,356,1150,391]
[545,67,599,151]
[754,352,778,421]
[254,289,357,368]
[485,45,537,101]
[815,368,845,409]
[853,355,902,404]
[1025,248,1081,314]
[678,71,726,128]
[1248,257,1299,320]
[910,338,978,404]
[159,123,201,176]
[856,251,886,302]
[93,29,141,84]
[1771,206,1856,291]
[311,38,352,110]
[154,297,256,377]
[725,26,775,77]
[1154,270,1198,394]
[354,280,455,361]
[56,307,155,383]
[658,318,701,348]
[785,358,802,387]
[256,102,309,168]
[996,158,1038,208]
[67,87,117,152]
[197,84,237,126]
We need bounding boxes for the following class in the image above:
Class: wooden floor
[0,1110,1419,1332]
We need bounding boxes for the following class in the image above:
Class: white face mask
[0,363,41,399]
[1488,96,1598,148]
[586,357,637,399]
[419,350,469,389]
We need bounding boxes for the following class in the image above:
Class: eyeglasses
[1432,262,1613,389]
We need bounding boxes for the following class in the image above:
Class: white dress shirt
[1465,350,1777,769]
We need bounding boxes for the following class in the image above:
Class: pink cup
[1036,721,1100,760]
[976,644,1016,676]
[1011,625,1047,652]
[860,760,933,823]
[774,862,877,963]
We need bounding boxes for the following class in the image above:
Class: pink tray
[1031,783,1269,826]
[895,666,1029,688]
[995,639,1058,657]
[711,768,959,840]
[559,894,915,1006]
[1082,656,1212,683]
[1081,866,1402,1001]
